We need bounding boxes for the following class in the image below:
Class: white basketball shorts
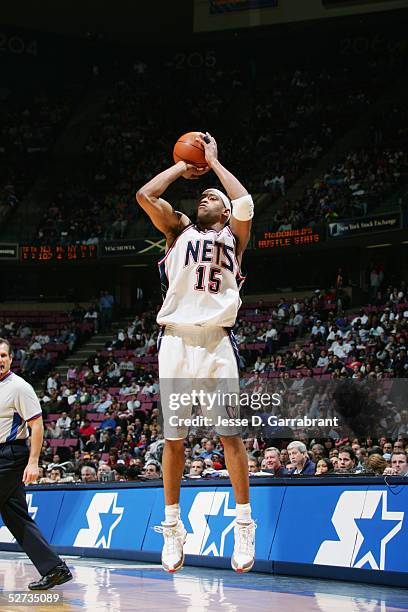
[158,325,241,439]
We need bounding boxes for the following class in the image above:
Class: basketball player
[0,338,72,589]
[136,132,255,573]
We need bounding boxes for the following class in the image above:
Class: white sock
[236,503,252,523]
[164,503,180,524]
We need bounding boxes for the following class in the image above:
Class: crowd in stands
[29,276,408,485]
[238,282,408,379]
[267,103,408,231]
[0,90,72,157]
[35,179,137,246]
[28,435,408,485]
[0,307,95,383]
[0,84,80,228]
[33,50,405,244]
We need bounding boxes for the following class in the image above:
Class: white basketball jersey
[157,224,245,327]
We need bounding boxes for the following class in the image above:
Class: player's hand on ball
[197,132,218,167]
[181,162,210,180]
[23,460,40,484]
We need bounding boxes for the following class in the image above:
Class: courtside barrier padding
[0,477,407,587]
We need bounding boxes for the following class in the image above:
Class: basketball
[173,131,207,167]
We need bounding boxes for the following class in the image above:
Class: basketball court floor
[0,552,407,612]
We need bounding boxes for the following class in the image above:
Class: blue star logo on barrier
[353,492,403,570]
[201,495,236,557]
[95,496,124,549]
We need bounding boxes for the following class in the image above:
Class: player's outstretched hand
[197,132,218,168]
[181,162,210,180]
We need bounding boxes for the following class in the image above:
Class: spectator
[253,356,266,373]
[248,456,259,474]
[189,458,205,478]
[47,372,59,394]
[386,451,408,476]
[264,324,278,354]
[382,441,393,455]
[81,465,97,482]
[66,365,78,381]
[45,421,62,440]
[85,434,100,453]
[142,461,162,479]
[79,419,96,441]
[84,304,99,333]
[315,458,334,475]
[199,440,216,460]
[97,464,114,482]
[203,459,215,472]
[311,320,326,339]
[280,448,289,465]
[366,454,387,475]
[39,466,75,484]
[99,414,117,432]
[336,447,357,473]
[355,447,368,472]
[287,441,316,475]
[262,447,288,476]
[99,290,114,332]
[112,463,126,482]
[45,467,64,483]
[310,443,325,462]
[56,411,71,434]
[125,466,141,481]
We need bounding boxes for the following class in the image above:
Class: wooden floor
[0,552,407,612]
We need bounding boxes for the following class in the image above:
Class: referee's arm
[23,415,44,485]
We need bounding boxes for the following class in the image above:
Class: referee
[0,338,72,590]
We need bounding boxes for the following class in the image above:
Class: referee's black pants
[0,441,61,576]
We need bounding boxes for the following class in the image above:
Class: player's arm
[136,161,208,244]
[198,132,253,257]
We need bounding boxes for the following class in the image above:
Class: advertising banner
[0,243,18,260]
[101,239,166,257]
[194,0,408,32]
[328,213,401,239]
[256,226,322,249]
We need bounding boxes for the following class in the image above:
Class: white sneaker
[231,520,256,573]
[154,520,187,573]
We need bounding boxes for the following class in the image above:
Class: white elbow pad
[231,194,254,221]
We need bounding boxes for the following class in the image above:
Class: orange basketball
[173,131,207,167]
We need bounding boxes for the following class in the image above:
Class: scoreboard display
[20,244,98,262]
